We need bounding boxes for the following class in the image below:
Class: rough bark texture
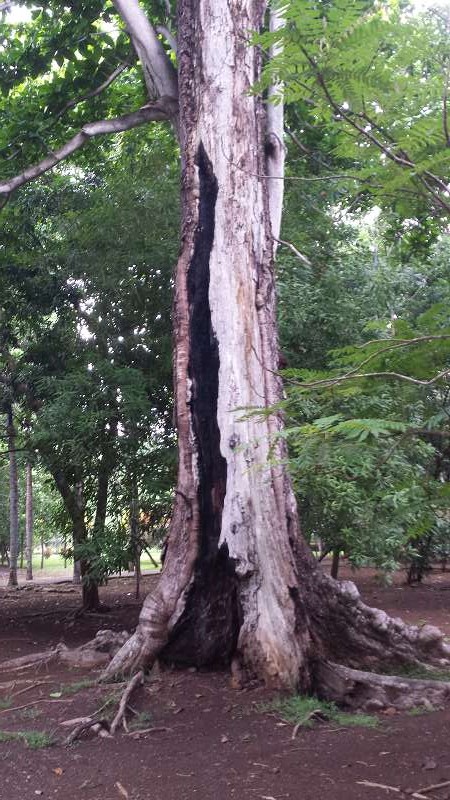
[25,461,33,581]
[105,0,312,687]
[104,0,450,701]
[6,405,18,588]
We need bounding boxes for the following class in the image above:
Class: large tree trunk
[6,405,19,588]
[25,461,33,581]
[105,0,312,687]
[104,0,450,695]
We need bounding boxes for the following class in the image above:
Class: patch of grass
[97,689,122,719]
[264,695,378,729]
[22,731,55,749]
[129,711,152,731]
[407,703,438,716]
[57,679,96,696]
[20,707,42,721]
[0,697,12,710]
[0,730,55,749]
[380,664,450,682]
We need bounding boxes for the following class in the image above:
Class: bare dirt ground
[0,565,450,800]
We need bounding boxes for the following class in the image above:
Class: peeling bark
[98,0,450,702]
[104,0,312,688]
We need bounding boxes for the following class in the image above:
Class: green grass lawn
[26,550,161,574]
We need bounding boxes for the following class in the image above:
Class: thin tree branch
[326,334,450,386]
[291,368,450,391]
[156,25,177,56]
[53,61,134,124]
[357,334,450,349]
[0,102,175,198]
[274,237,311,266]
[443,75,450,145]
[223,147,366,183]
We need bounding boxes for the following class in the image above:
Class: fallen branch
[64,717,111,745]
[416,780,450,795]
[0,645,65,672]
[0,630,129,673]
[110,670,144,734]
[357,780,428,799]
[125,725,171,738]
[0,698,70,715]
[11,681,54,698]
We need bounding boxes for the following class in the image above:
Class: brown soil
[0,565,449,800]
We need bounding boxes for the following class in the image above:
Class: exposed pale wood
[416,780,450,794]
[112,0,177,101]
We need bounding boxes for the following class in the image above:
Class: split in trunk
[102,0,450,705]
[1,0,449,710]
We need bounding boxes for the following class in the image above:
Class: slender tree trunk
[92,420,117,539]
[73,490,100,612]
[51,470,101,610]
[6,405,19,588]
[73,559,81,585]
[130,478,140,599]
[25,461,33,580]
[331,549,340,580]
[40,532,44,570]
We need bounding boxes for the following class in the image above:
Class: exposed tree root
[309,573,450,673]
[63,717,112,745]
[99,564,450,714]
[110,669,144,734]
[316,660,450,711]
[0,630,129,673]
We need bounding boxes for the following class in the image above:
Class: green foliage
[0,729,55,748]
[1,127,178,583]
[57,679,96,696]
[265,694,378,728]
[260,0,450,230]
[277,227,450,572]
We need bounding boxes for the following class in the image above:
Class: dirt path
[0,569,449,800]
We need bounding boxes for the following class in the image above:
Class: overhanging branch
[112,0,178,101]
[0,101,175,198]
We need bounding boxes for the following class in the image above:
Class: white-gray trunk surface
[92,0,450,703]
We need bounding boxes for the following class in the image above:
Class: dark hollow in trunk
[162,142,238,667]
